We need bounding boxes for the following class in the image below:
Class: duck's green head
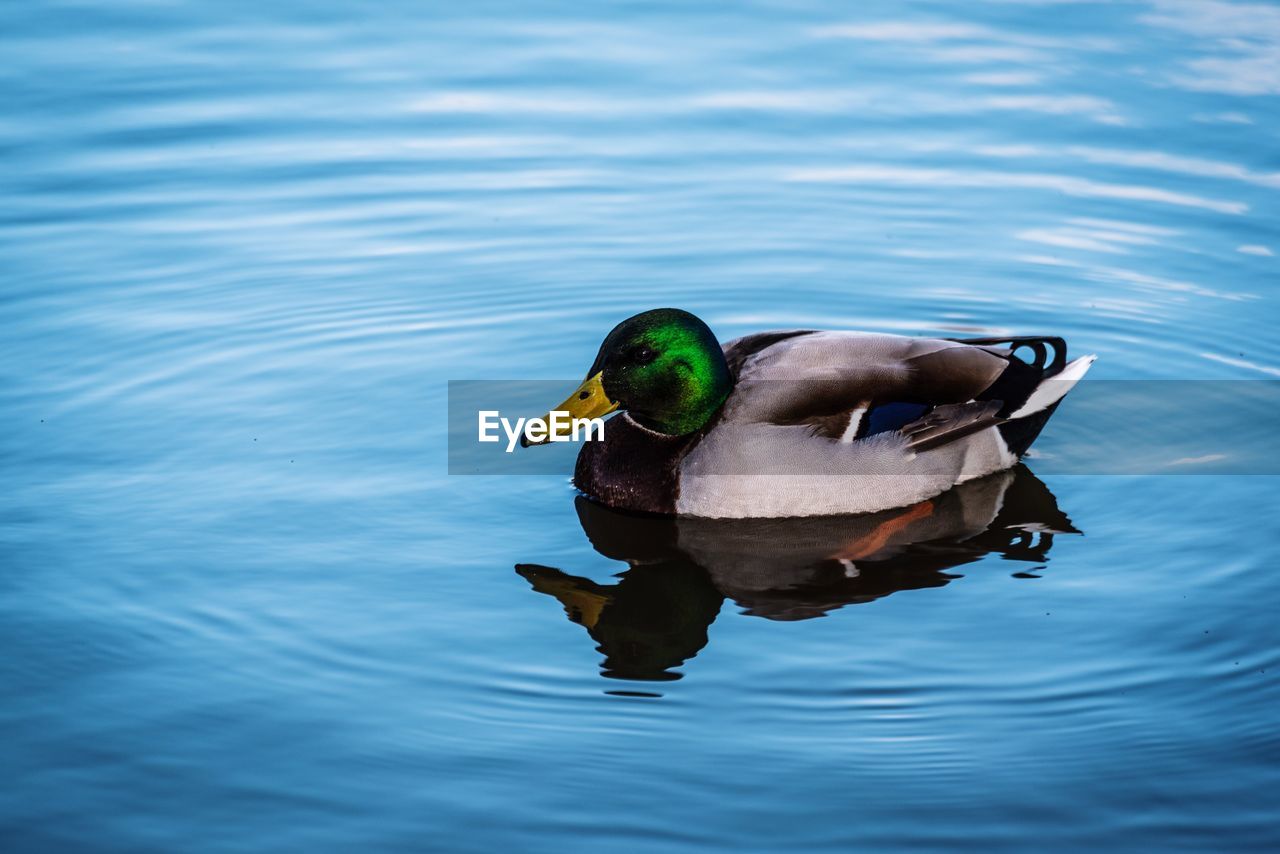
[528,308,732,442]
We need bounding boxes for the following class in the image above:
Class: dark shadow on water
[516,465,1078,685]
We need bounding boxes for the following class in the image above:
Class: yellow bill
[521,371,619,447]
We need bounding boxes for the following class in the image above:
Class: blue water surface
[3,1,1279,850]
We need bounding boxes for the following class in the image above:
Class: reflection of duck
[523,308,1093,517]
[517,466,1077,681]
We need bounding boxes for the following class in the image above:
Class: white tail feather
[1009,354,1096,419]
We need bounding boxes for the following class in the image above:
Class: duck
[523,308,1093,518]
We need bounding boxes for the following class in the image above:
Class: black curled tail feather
[947,336,1066,374]
[947,335,1071,457]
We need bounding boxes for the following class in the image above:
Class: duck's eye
[633,346,658,365]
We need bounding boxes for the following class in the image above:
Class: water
[3,0,1279,849]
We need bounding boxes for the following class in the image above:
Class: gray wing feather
[722,331,1007,427]
[902,400,1005,452]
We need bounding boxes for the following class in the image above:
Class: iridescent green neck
[591,308,734,437]
[635,354,732,436]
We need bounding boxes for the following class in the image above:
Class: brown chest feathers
[573,414,702,515]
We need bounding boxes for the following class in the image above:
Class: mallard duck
[524,308,1093,518]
